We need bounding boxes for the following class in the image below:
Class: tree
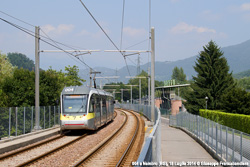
[221,87,250,115]
[64,65,85,86]
[0,52,15,83]
[171,66,190,99]
[236,77,250,90]
[0,52,15,106]
[7,53,35,71]
[2,68,35,107]
[171,66,187,84]
[184,41,235,114]
[40,68,65,106]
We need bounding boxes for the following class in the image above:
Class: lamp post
[205,96,208,111]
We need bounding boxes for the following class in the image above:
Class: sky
[1,0,250,73]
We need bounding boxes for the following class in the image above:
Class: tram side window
[106,97,109,113]
[96,96,100,114]
[89,95,95,113]
[102,96,106,113]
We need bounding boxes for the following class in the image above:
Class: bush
[200,109,250,134]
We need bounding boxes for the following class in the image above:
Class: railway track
[72,109,144,167]
[0,131,88,167]
[0,110,143,167]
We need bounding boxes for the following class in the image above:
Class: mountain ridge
[80,39,250,84]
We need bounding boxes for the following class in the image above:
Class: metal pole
[49,106,51,128]
[131,86,132,105]
[58,106,60,124]
[23,107,25,134]
[226,127,228,161]
[148,67,150,106]
[9,108,11,138]
[31,107,33,131]
[121,89,123,103]
[139,78,141,104]
[208,119,210,145]
[54,106,55,126]
[232,129,235,161]
[151,27,155,122]
[44,106,45,129]
[35,26,40,130]
[220,125,222,158]
[15,107,17,136]
[90,69,92,88]
[240,132,243,161]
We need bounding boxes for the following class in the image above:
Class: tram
[60,86,114,130]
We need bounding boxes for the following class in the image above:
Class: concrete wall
[155,98,162,108]
[171,100,182,115]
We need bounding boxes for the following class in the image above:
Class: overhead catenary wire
[78,0,131,76]
[0,17,93,70]
[0,10,35,28]
[0,13,110,82]
[0,10,89,55]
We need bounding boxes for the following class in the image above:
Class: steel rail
[72,109,128,167]
[0,133,65,160]
[116,109,140,167]
[16,133,88,167]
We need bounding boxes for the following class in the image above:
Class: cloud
[170,22,216,34]
[200,10,221,21]
[123,27,147,37]
[241,3,250,11]
[41,24,74,35]
[170,0,179,3]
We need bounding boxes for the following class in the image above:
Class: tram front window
[63,95,88,113]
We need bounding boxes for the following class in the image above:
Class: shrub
[200,109,250,134]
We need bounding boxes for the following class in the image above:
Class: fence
[118,103,161,165]
[0,106,60,140]
[170,112,250,166]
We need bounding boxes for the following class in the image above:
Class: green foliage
[171,66,187,84]
[200,109,250,134]
[40,68,65,106]
[102,70,164,102]
[220,87,250,115]
[128,70,149,100]
[236,77,250,90]
[7,53,35,71]
[0,52,15,83]
[233,69,250,79]
[2,68,35,107]
[184,41,235,114]
[0,64,86,107]
[171,66,191,99]
[64,65,85,86]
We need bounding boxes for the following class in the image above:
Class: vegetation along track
[72,108,144,167]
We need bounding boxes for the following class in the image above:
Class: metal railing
[170,112,250,166]
[117,103,161,166]
[0,106,60,140]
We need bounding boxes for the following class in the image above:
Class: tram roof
[62,86,113,97]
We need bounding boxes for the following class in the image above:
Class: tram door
[95,96,101,128]
[101,96,107,124]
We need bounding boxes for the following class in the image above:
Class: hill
[233,69,250,79]
[7,53,35,71]
[81,39,250,84]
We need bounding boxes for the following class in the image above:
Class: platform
[161,117,222,166]
[0,127,60,154]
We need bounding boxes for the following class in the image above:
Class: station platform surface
[161,117,220,166]
[0,127,60,154]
